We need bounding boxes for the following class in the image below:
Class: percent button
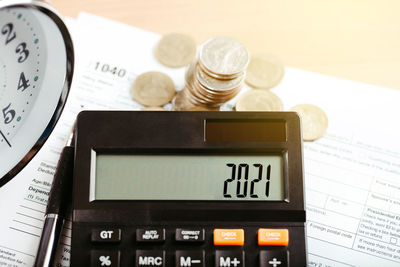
[91,250,120,267]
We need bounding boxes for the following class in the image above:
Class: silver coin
[155,33,197,68]
[172,89,195,111]
[235,89,283,111]
[196,62,243,91]
[199,36,249,76]
[290,104,328,141]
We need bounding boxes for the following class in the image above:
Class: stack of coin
[173,36,249,110]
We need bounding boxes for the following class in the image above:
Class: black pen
[34,129,75,267]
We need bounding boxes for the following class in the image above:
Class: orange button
[213,229,244,246]
[258,228,289,246]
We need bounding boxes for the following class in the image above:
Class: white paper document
[0,12,399,267]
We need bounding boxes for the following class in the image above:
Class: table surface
[52,0,400,90]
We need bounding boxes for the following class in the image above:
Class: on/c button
[258,228,289,246]
[213,229,244,246]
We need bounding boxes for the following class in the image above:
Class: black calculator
[71,111,307,266]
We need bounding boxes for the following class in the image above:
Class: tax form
[0,12,400,267]
[269,69,400,267]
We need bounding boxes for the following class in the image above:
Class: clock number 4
[1,23,16,45]
[18,72,30,91]
[2,103,16,124]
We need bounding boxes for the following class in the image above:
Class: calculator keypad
[86,227,293,266]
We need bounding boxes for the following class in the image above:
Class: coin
[187,105,219,111]
[176,36,249,109]
[196,62,243,92]
[141,106,166,111]
[199,36,249,76]
[235,90,283,111]
[155,33,197,68]
[131,72,176,107]
[245,55,284,89]
[290,104,328,141]
[172,89,195,111]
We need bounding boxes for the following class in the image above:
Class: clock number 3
[2,103,16,124]
[15,42,29,63]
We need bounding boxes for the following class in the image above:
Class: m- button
[175,250,205,267]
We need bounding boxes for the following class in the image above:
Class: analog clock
[0,0,74,187]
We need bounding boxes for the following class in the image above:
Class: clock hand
[0,129,11,147]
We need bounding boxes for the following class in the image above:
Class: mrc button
[136,250,165,266]
[214,229,244,246]
[176,228,205,242]
[91,228,121,243]
[137,228,166,242]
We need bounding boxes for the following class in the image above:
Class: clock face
[0,5,72,183]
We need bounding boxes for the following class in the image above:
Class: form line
[9,227,40,238]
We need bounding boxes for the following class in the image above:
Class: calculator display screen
[92,154,284,201]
